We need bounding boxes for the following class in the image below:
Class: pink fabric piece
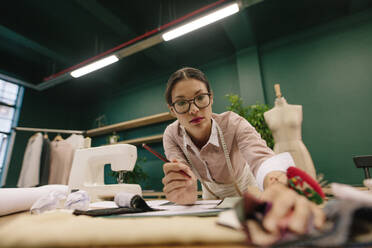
[163,111,275,184]
[48,140,75,185]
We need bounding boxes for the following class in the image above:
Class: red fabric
[287,166,325,198]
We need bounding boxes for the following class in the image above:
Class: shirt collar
[208,118,220,147]
[180,118,220,149]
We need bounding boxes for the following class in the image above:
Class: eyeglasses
[171,93,211,114]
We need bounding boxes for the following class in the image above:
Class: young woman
[162,67,324,239]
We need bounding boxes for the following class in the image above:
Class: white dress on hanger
[17,132,44,187]
[66,134,85,150]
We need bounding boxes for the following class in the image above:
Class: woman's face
[169,78,213,138]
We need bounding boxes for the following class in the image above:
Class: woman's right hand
[162,159,197,205]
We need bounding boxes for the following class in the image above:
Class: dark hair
[165,67,212,105]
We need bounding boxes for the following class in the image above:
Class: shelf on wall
[114,134,164,146]
[86,112,175,137]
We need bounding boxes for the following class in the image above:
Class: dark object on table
[353,155,372,179]
[74,193,158,217]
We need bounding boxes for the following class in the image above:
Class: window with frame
[0,79,22,182]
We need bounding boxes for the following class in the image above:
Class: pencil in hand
[142,143,169,162]
[142,143,191,178]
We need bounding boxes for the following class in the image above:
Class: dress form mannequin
[264,84,316,179]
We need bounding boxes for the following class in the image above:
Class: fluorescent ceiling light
[70,55,119,78]
[162,3,239,41]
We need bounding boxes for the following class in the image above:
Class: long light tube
[162,3,239,41]
[70,55,119,78]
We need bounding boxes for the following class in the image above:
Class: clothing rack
[13,127,85,135]
[1,127,85,186]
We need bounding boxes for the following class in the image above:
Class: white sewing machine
[68,144,142,202]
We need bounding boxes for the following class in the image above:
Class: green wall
[260,10,372,185]
[5,9,372,189]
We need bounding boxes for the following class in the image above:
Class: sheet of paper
[193,200,222,205]
[121,200,222,217]
[156,199,221,207]
[217,209,242,230]
[146,200,169,207]
[155,200,221,210]
[216,197,241,209]
[119,205,223,217]
[89,199,224,217]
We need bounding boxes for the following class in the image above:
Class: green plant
[110,157,148,184]
[226,94,274,149]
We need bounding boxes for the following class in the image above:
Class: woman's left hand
[261,183,325,235]
[245,183,325,246]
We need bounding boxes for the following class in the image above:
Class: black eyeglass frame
[171,93,212,114]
